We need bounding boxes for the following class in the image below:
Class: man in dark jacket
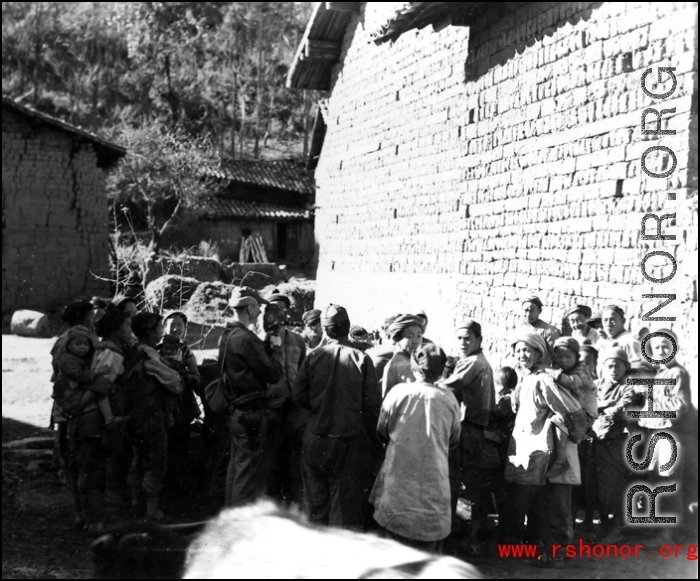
[292,304,382,530]
[221,287,284,507]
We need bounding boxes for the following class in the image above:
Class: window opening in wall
[396,90,400,101]
[393,209,398,219]
[465,205,470,219]
[621,52,633,73]
[458,126,462,138]
[456,199,460,212]
[389,264,393,273]
[336,215,339,224]
[614,179,624,199]
[468,109,475,124]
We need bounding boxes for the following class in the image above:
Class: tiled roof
[203,197,313,221]
[208,159,315,196]
[370,2,492,45]
[2,95,126,168]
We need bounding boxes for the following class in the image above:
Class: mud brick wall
[2,108,110,314]
[313,1,698,389]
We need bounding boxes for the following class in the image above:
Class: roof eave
[2,96,126,168]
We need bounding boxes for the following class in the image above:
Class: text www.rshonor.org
[497,540,699,560]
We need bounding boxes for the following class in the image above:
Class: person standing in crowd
[291,304,381,530]
[637,329,697,545]
[301,309,325,351]
[371,343,460,553]
[221,287,284,507]
[589,345,635,544]
[262,302,307,506]
[366,314,402,385]
[442,319,496,553]
[565,304,601,348]
[416,310,434,344]
[92,309,135,509]
[125,312,183,521]
[520,296,561,366]
[504,332,581,569]
[50,300,98,486]
[381,314,425,398]
[597,304,651,376]
[162,311,201,495]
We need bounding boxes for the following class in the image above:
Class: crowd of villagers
[48,289,697,568]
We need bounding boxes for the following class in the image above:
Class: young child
[157,333,190,428]
[52,327,129,427]
[589,345,634,543]
[579,340,599,380]
[492,367,517,541]
[545,337,598,478]
[637,329,696,545]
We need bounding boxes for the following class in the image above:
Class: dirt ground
[2,334,697,579]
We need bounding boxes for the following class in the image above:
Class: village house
[190,159,316,266]
[2,96,125,315]
[287,2,698,377]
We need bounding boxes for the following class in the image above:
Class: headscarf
[387,314,425,342]
[510,331,548,358]
[564,304,592,319]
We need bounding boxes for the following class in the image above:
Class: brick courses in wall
[311,2,698,390]
[2,108,115,314]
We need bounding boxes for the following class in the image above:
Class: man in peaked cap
[221,286,283,507]
[520,295,561,366]
[291,304,382,530]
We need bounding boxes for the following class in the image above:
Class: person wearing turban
[381,315,425,399]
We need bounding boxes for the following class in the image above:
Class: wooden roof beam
[326,2,360,13]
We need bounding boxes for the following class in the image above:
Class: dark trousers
[301,431,366,530]
[546,483,573,547]
[67,435,103,523]
[128,418,169,503]
[505,484,547,543]
[225,408,281,507]
[203,412,230,503]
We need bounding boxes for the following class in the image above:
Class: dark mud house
[288,2,698,375]
[2,96,125,315]
[197,159,316,265]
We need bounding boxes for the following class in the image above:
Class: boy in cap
[442,319,496,552]
[291,304,381,530]
[371,343,460,553]
[589,345,635,543]
[520,296,561,366]
[221,287,284,508]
